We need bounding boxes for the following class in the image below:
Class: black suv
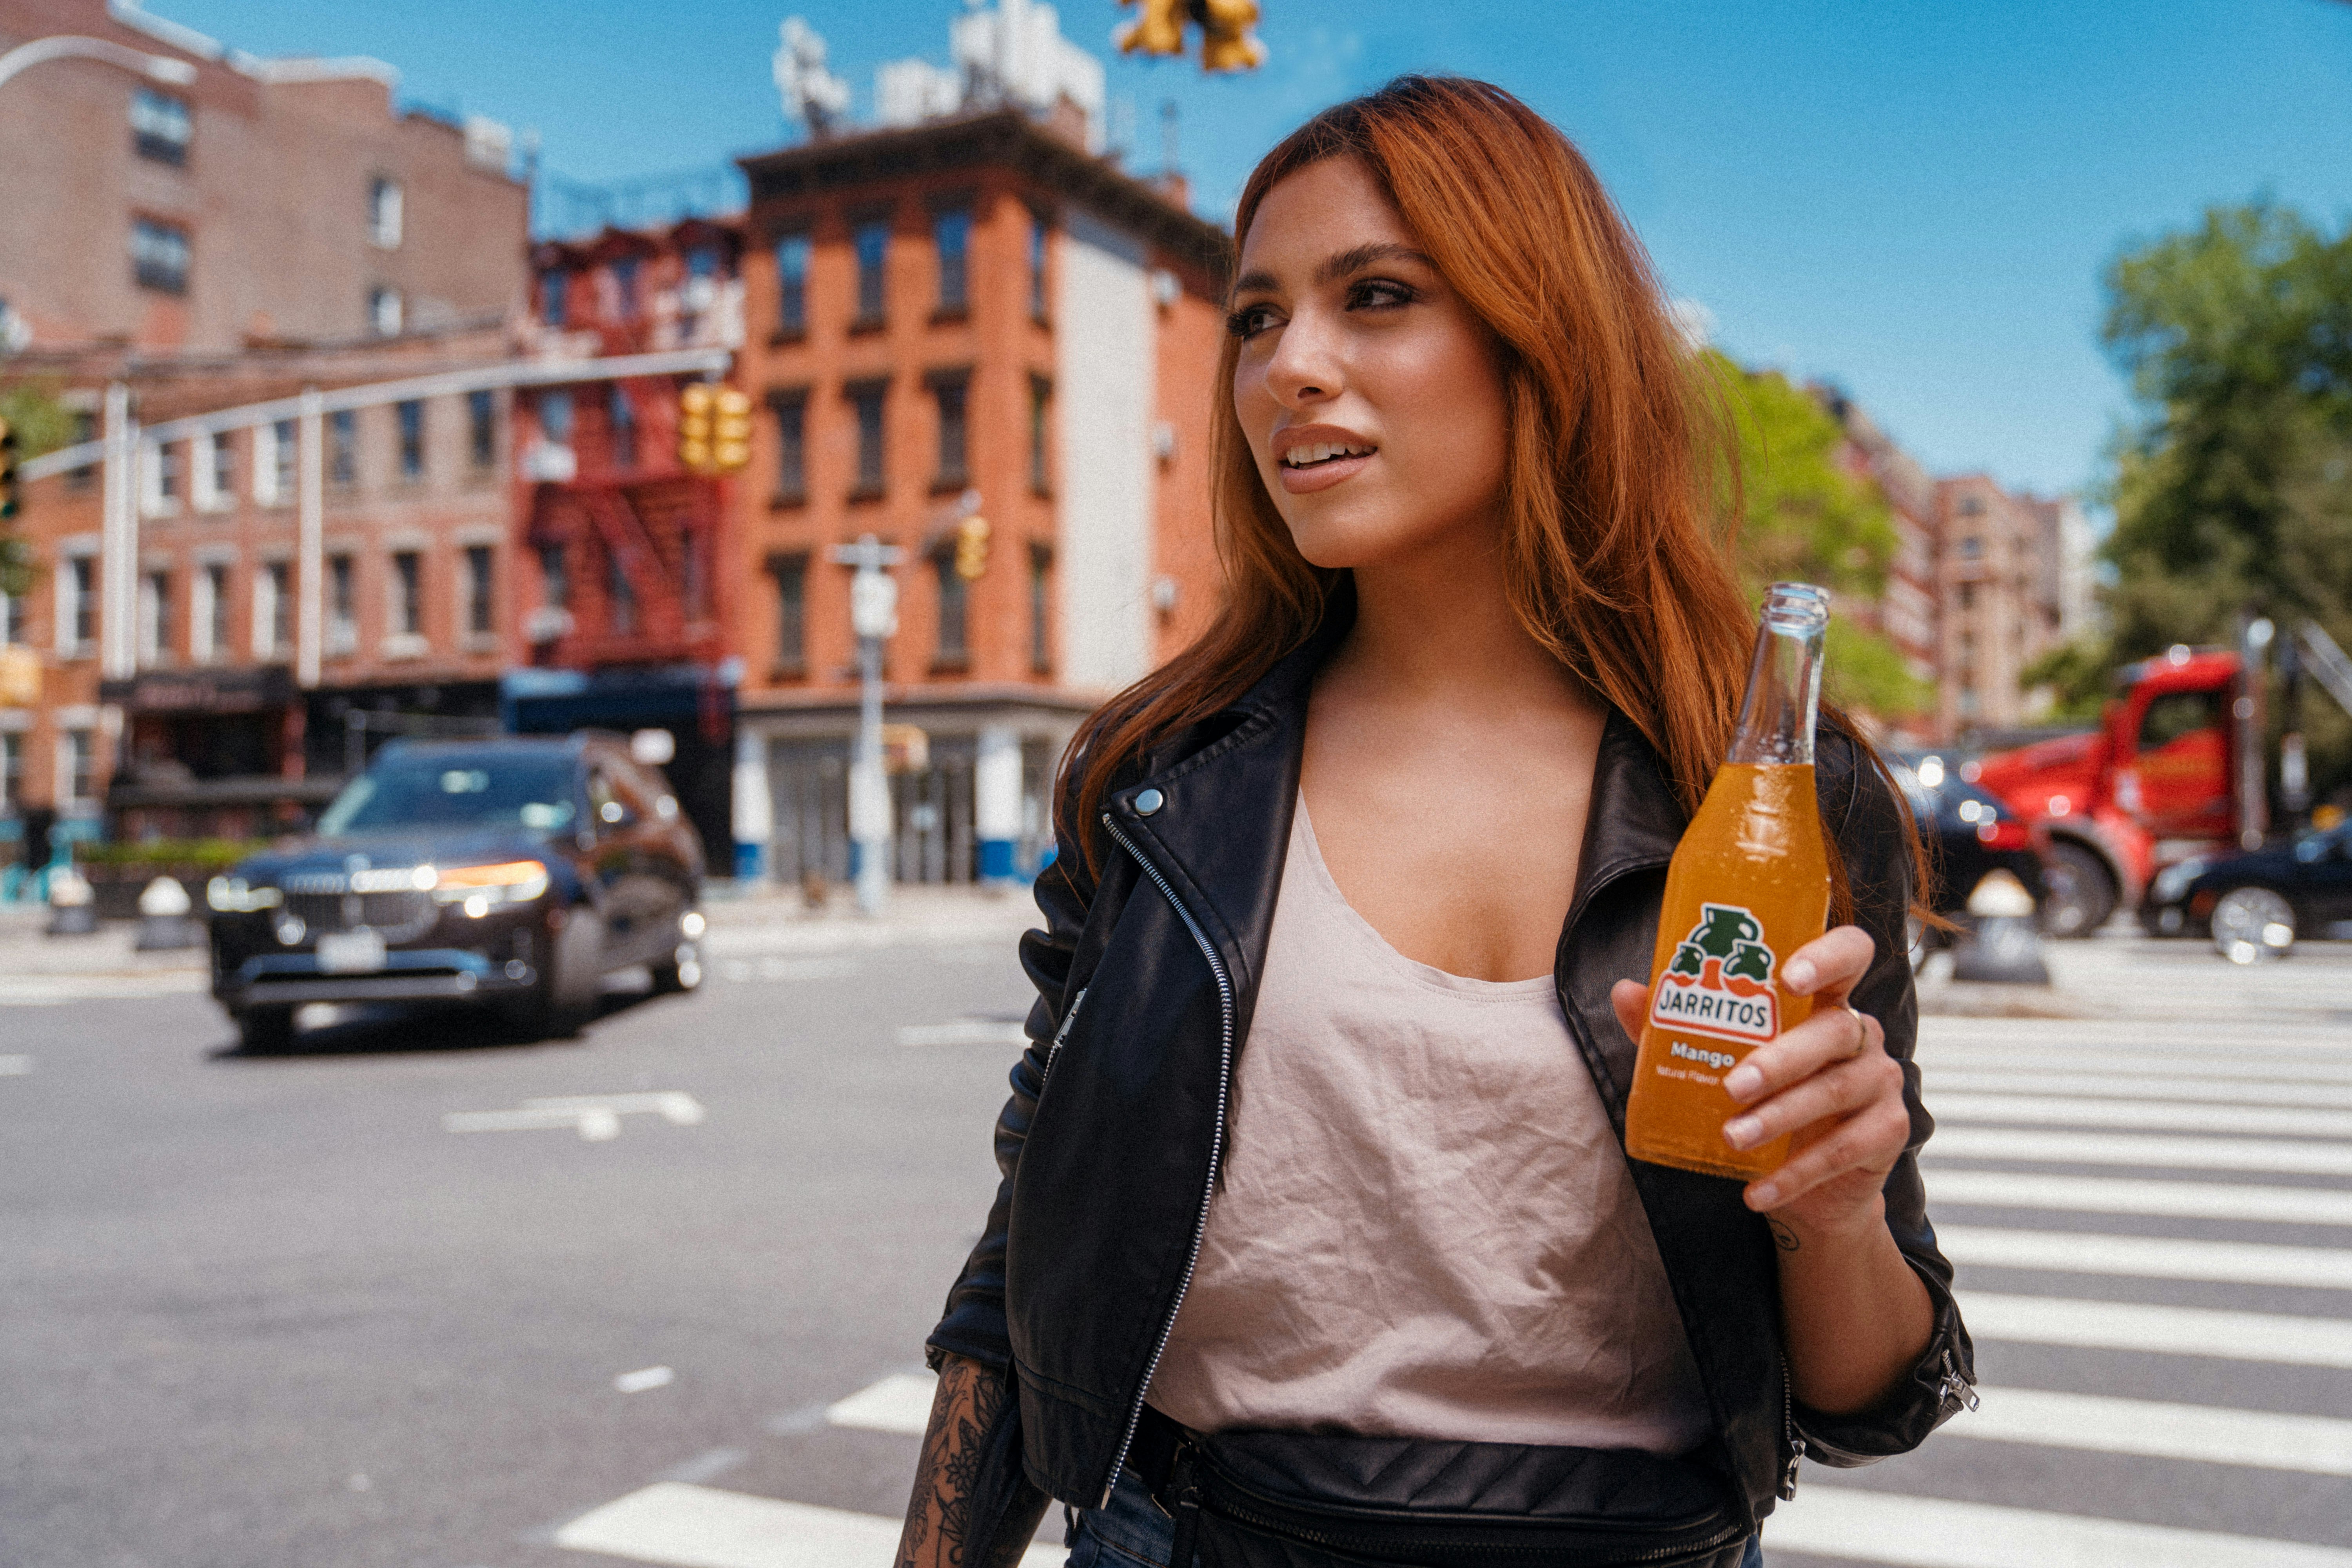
[208,734,704,1051]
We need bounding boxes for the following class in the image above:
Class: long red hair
[1065,78,1904,906]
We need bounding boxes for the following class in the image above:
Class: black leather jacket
[926,619,1975,1538]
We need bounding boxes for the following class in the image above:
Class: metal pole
[850,633,889,915]
[98,382,136,681]
[295,387,323,688]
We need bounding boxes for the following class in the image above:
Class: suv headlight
[428,860,551,916]
[2150,858,2207,905]
[206,876,283,913]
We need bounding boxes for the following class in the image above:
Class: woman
[898,76,1973,1568]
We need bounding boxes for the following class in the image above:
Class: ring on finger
[1843,1005,1867,1056]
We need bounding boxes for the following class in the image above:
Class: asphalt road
[3,913,2348,1568]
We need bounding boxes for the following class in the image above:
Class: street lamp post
[0,35,197,93]
[829,534,903,916]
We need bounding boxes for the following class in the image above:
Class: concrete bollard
[133,875,201,951]
[1950,867,2053,985]
[45,866,98,936]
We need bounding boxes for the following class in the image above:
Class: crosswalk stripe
[1928,1072,2352,1110]
[1923,1029,2352,1058]
[1951,1385,2352,1475]
[553,1482,1062,1568]
[823,1372,933,1436]
[1939,1223,2352,1290]
[1767,1483,2352,1567]
[1933,1092,2352,1138]
[1930,1125,2352,1176]
[1929,1169,2352,1225]
[1959,1290,2352,1368]
[1917,1050,2352,1083]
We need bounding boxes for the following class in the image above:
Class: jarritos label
[1649,902,1780,1045]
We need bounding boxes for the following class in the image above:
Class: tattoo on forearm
[898,1357,1009,1568]
[1768,1218,1802,1252]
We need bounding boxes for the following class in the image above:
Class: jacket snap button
[1134,788,1165,816]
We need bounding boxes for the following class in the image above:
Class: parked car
[2138,821,2352,962]
[207,734,704,1051]
[1889,751,2051,961]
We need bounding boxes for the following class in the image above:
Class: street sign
[849,570,898,639]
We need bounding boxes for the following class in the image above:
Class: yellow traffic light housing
[711,388,752,474]
[1117,0,1264,71]
[679,382,715,474]
[954,514,991,581]
[0,415,20,522]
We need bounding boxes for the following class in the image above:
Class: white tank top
[1146,797,1713,1454]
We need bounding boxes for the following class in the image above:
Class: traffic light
[1116,0,1264,71]
[0,415,19,522]
[711,388,752,474]
[954,514,990,581]
[678,383,714,474]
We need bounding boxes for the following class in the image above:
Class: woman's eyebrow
[1229,242,1435,302]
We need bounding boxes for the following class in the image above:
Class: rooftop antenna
[774,17,851,138]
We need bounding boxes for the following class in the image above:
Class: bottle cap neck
[1728,583,1828,767]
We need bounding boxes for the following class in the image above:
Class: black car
[208,734,704,1051]
[2137,821,2352,962]
[1890,751,2051,959]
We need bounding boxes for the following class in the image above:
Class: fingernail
[1784,958,1815,993]
[1724,1115,1763,1149]
[1724,1064,1761,1100]
[1749,1181,1780,1208]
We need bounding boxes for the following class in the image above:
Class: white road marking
[0,1054,30,1074]
[715,956,862,984]
[553,1482,1062,1568]
[895,1020,1030,1047]
[615,1366,675,1394]
[1930,1125,2352,1176]
[824,1372,935,1436]
[1918,1049,2352,1083]
[1928,1169,2352,1226]
[1767,1484,2352,1567]
[1952,1385,2352,1476]
[1959,1290,2352,1368]
[1933,1091,2352,1138]
[1928,1071,2352,1109]
[443,1092,704,1142]
[1939,1224,2352,1290]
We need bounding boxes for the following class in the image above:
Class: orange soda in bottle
[1624,583,1833,1181]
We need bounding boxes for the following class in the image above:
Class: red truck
[1966,622,2352,937]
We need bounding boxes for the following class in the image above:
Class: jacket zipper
[1042,985,1088,1089]
[1097,810,1236,1508]
[1779,1370,1804,1501]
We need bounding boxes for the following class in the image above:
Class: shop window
[131,88,190,165]
[131,218,190,293]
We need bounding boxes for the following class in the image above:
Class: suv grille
[285,889,435,941]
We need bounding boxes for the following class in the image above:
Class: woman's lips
[1277,450,1374,494]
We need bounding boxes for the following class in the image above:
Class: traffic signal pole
[829,534,903,916]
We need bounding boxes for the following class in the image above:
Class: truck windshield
[318,754,577,835]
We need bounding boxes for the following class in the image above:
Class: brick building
[1932,474,2067,736]
[694,100,1227,887]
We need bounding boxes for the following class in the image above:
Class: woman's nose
[1263,311,1343,407]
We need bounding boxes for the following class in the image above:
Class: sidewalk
[1918,925,2352,1025]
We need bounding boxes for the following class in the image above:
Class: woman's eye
[1348,279,1415,311]
[1225,303,1278,339]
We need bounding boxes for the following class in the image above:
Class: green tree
[1704,352,1928,720]
[0,381,74,601]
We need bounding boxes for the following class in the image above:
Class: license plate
[316,930,387,973]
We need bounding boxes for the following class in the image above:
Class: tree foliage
[0,381,74,600]
[1704,352,1927,720]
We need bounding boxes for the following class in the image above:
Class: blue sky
[156,0,2352,506]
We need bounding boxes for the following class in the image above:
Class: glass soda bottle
[1624,583,1833,1181]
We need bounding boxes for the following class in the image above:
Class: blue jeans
[1067,1466,1764,1568]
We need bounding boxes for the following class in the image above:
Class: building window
[611,257,640,321]
[131,88,191,165]
[929,371,969,490]
[131,218,190,294]
[608,385,637,470]
[1958,582,1976,611]
[467,390,496,470]
[1029,213,1049,322]
[369,177,404,248]
[853,217,889,326]
[538,389,574,446]
[769,553,807,675]
[396,400,425,480]
[256,561,289,657]
[138,570,171,667]
[258,418,295,504]
[327,554,356,654]
[849,379,887,499]
[62,558,96,653]
[770,390,807,505]
[370,287,404,337]
[775,232,810,336]
[464,545,494,637]
[538,542,569,611]
[1028,374,1052,494]
[63,728,96,807]
[142,441,180,516]
[934,208,971,315]
[1957,536,1982,561]
[0,733,19,814]
[540,270,568,327]
[1029,544,1052,673]
[196,430,234,511]
[328,410,358,485]
[193,563,229,662]
[682,528,707,621]
[606,547,637,636]
[0,588,20,647]
[933,550,969,670]
[66,410,98,491]
[390,552,423,639]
